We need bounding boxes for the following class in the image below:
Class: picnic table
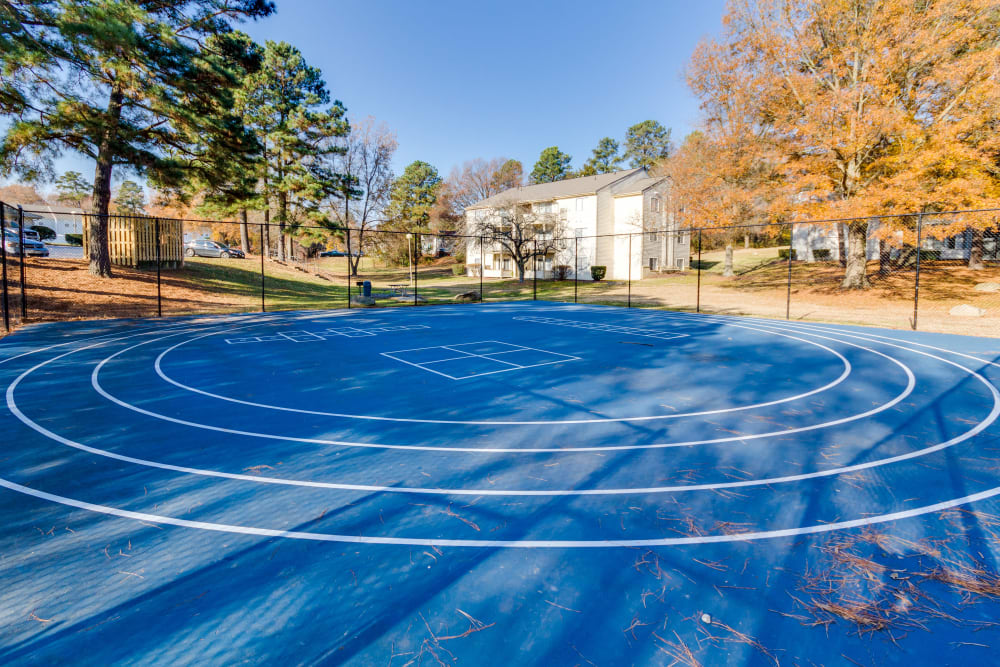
[388,283,408,295]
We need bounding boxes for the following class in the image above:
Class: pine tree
[583,137,623,175]
[386,161,442,259]
[0,1,274,276]
[241,41,349,261]
[113,181,146,214]
[55,171,92,207]
[530,147,572,183]
[624,121,673,169]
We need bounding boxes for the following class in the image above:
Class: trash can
[362,280,372,297]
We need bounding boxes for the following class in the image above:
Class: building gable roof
[466,168,645,210]
[610,176,668,197]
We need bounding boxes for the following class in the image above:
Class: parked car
[14,227,40,242]
[3,228,49,257]
[319,248,364,257]
[184,239,244,259]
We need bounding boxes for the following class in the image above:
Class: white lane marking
[513,315,688,340]
[82,326,914,453]
[4,467,1000,548]
[225,324,430,344]
[2,308,1000,545]
[10,325,993,499]
[0,318,217,367]
[381,340,582,380]
[152,325,855,424]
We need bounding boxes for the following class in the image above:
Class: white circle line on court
[1,311,999,544]
[7,323,996,498]
[3,463,1000,548]
[150,324,855,425]
[88,324,917,453]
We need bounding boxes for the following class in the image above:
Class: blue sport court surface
[2,302,1000,664]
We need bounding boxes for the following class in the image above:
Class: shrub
[30,225,56,241]
[591,265,607,281]
[452,264,466,276]
[777,248,797,260]
[553,265,571,280]
[65,233,83,246]
[812,248,832,261]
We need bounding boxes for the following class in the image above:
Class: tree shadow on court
[5,315,1000,664]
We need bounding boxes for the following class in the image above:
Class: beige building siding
[463,167,686,281]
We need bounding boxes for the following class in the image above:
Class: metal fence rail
[2,201,998,338]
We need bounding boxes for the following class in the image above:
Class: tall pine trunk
[841,220,870,289]
[89,85,124,278]
[239,209,250,254]
[263,208,270,259]
[277,190,287,261]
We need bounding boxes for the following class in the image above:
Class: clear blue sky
[13,0,728,188]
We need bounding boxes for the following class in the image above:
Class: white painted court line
[5,473,1000,548]
[380,340,582,380]
[126,324,917,451]
[225,324,429,344]
[69,329,994,493]
[2,311,1000,546]
[513,315,688,340]
[164,325,856,424]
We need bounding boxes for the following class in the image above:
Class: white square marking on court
[381,340,581,380]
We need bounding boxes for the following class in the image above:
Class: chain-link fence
[2,202,998,338]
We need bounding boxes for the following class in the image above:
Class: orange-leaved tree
[709,0,998,287]
[670,31,786,276]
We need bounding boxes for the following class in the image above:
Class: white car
[3,228,49,257]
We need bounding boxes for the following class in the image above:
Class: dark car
[184,239,245,259]
[319,248,363,257]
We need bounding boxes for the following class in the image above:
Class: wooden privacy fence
[83,214,183,269]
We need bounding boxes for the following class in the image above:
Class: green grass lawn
[694,245,787,274]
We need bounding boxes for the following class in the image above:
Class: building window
[502,257,511,271]
[649,257,658,271]
[675,258,684,269]
[575,227,585,238]
[648,231,658,241]
[947,236,958,249]
[651,198,660,212]
[676,233,685,244]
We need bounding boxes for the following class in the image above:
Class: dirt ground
[1,256,998,339]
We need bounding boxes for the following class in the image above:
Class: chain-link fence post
[17,206,26,319]
[786,222,794,320]
[413,234,418,307]
[346,228,352,310]
[155,217,162,317]
[479,236,484,302]
[533,240,537,300]
[912,213,924,330]
[627,233,633,308]
[574,236,579,303]
[260,222,266,312]
[696,229,703,314]
[1,203,9,331]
